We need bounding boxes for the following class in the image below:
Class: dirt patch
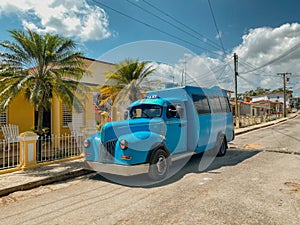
[244,143,261,149]
[280,182,300,196]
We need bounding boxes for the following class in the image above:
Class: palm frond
[0,28,87,132]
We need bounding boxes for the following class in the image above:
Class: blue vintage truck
[83,86,234,180]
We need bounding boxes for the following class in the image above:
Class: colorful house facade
[0,57,114,139]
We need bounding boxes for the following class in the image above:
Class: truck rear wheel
[148,149,170,180]
[217,138,227,157]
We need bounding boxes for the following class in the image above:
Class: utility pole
[234,53,239,118]
[277,72,291,117]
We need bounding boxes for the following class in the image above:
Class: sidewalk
[0,159,91,197]
[0,113,298,197]
[235,113,298,135]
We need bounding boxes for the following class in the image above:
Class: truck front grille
[99,139,117,163]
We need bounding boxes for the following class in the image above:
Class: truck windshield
[130,104,162,119]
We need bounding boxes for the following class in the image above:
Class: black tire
[217,138,227,157]
[148,149,170,180]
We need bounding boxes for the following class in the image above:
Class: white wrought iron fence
[37,134,83,163]
[0,139,20,170]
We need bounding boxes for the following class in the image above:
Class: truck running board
[171,152,195,162]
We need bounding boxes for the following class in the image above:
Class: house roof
[252,99,283,104]
[79,56,114,66]
[251,92,292,98]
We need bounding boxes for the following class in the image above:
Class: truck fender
[146,142,170,164]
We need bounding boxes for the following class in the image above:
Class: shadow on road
[90,149,260,188]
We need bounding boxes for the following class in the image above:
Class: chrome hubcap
[157,155,167,174]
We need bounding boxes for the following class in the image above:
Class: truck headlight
[83,139,90,148]
[119,139,128,150]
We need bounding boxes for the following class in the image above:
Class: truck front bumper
[84,160,149,176]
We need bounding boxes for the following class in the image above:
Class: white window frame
[62,103,72,127]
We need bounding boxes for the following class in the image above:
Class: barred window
[62,104,72,127]
[0,112,7,126]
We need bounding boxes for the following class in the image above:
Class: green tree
[100,59,156,105]
[271,88,293,95]
[0,29,86,134]
[242,87,271,98]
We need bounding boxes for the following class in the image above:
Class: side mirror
[123,110,129,120]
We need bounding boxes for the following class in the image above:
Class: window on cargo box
[209,97,222,113]
[192,95,211,114]
[219,96,231,113]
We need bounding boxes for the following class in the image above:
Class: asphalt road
[231,114,300,154]
[0,117,299,225]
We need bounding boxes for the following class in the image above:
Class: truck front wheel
[148,149,170,180]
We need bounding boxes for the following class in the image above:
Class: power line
[126,0,223,53]
[90,0,223,57]
[238,60,274,77]
[141,0,224,52]
[238,57,260,71]
[185,63,228,82]
[207,0,235,78]
[239,41,300,75]
[207,0,226,55]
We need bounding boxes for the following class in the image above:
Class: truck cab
[84,86,234,180]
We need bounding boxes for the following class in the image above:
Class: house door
[35,109,51,135]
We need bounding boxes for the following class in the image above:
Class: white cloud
[231,23,300,95]
[0,0,111,42]
[146,53,232,91]
[148,23,300,96]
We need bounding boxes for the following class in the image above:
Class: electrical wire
[90,0,223,57]
[239,41,300,75]
[141,0,225,52]
[126,0,223,53]
[207,0,226,55]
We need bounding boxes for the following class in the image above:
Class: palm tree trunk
[37,104,44,135]
[36,104,45,161]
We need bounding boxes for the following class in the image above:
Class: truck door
[165,103,187,154]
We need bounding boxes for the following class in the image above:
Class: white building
[251,92,291,108]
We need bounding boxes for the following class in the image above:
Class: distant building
[251,100,283,116]
[230,98,283,117]
[251,92,292,108]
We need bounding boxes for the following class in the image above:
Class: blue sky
[0,0,300,95]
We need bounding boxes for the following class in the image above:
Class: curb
[0,169,92,197]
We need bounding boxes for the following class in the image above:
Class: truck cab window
[130,104,162,119]
[167,104,184,118]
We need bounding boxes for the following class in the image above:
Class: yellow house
[0,57,114,138]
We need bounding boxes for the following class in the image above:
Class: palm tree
[0,28,86,134]
[99,59,156,106]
